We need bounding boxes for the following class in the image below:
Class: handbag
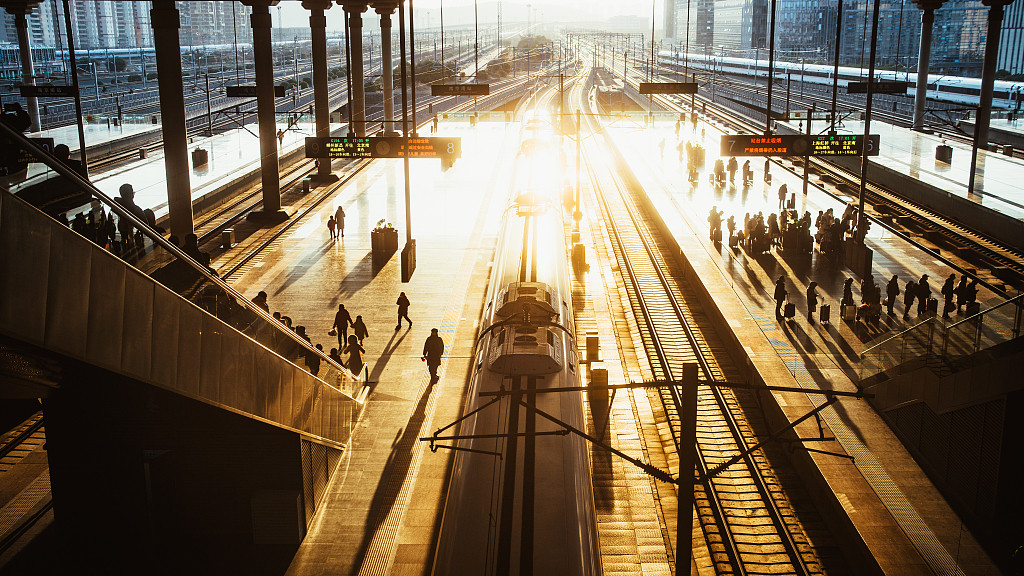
[328,328,337,336]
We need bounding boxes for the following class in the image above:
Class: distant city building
[997,1,1023,76]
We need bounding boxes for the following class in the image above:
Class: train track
[576,70,829,575]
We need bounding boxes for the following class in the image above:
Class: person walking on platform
[727,157,738,182]
[658,138,665,158]
[332,304,352,348]
[327,215,337,240]
[841,278,854,307]
[422,328,445,380]
[954,275,969,314]
[778,183,789,210]
[774,276,788,318]
[352,315,369,345]
[396,292,413,330]
[917,274,931,315]
[885,275,900,316]
[806,282,819,323]
[742,160,751,184]
[941,273,956,319]
[903,279,917,320]
[335,205,346,238]
[343,334,365,377]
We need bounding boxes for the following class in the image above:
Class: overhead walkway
[0,123,365,574]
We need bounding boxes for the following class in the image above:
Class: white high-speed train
[659,50,1024,110]
[431,115,598,575]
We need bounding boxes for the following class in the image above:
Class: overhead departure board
[639,82,698,94]
[809,134,880,156]
[305,136,462,162]
[721,134,880,156]
[720,135,809,156]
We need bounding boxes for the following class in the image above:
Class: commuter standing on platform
[774,276,788,318]
[903,280,917,320]
[941,273,956,319]
[917,274,931,315]
[778,183,788,209]
[332,304,352,348]
[422,328,445,379]
[841,278,855,307]
[806,281,819,322]
[954,275,970,314]
[727,157,738,182]
[742,160,751,184]
[335,205,346,238]
[885,275,900,316]
[396,292,413,330]
[327,216,337,240]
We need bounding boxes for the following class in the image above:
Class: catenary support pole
[830,0,843,134]
[62,0,88,178]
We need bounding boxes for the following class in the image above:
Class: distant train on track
[431,113,598,575]
[658,50,1024,111]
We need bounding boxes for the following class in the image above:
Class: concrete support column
[246,1,286,220]
[341,2,368,136]
[8,6,41,132]
[150,0,194,237]
[304,0,337,182]
[912,1,944,131]
[375,5,397,135]
[974,0,1013,151]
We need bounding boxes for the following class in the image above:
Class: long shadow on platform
[365,330,410,392]
[334,253,376,304]
[782,321,869,447]
[273,239,335,295]
[354,379,435,573]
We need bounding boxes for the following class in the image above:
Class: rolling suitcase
[927,297,939,314]
[966,301,981,316]
[841,304,857,321]
[784,302,796,318]
[729,234,739,248]
[714,228,722,243]
[819,304,831,324]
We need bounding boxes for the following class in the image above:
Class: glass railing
[860,293,1024,382]
[0,118,364,400]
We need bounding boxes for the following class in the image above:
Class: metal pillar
[912,1,944,131]
[151,0,194,236]
[8,5,40,132]
[246,1,285,220]
[305,0,336,181]
[857,0,883,239]
[764,0,778,134]
[342,2,368,136]
[373,2,397,135]
[973,0,1013,155]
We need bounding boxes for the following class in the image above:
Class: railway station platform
[216,119,511,575]
[600,113,1004,574]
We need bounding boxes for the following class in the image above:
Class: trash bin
[192,148,209,167]
[1003,145,1014,157]
[221,228,235,249]
[139,148,147,159]
[935,144,953,164]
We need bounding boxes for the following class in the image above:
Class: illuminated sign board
[431,83,490,96]
[639,82,698,95]
[810,134,880,156]
[721,135,809,156]
[226,85,287,98]
[721,134,880,156]
[20,85,75,97]
[305,136,462,161]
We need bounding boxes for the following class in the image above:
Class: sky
[277,0,654,30]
